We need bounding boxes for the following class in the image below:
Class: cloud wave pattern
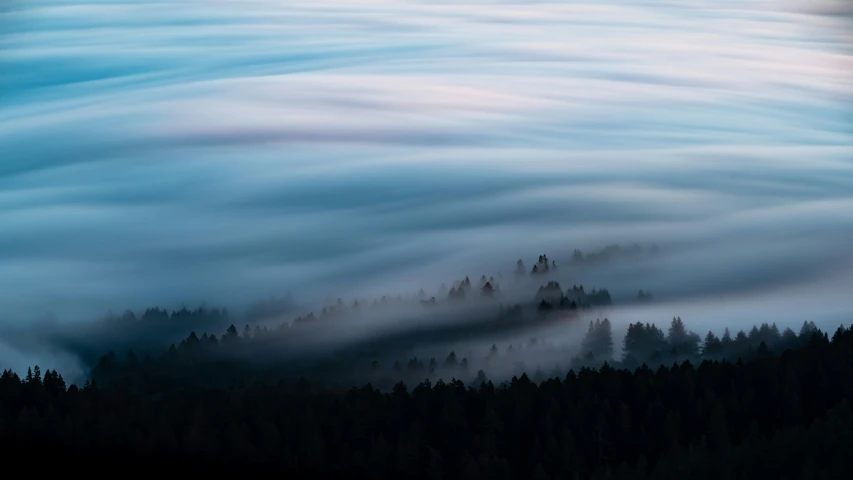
[1,0,852,328]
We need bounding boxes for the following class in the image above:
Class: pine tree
[224,324,239,343]
[600,318,614,359]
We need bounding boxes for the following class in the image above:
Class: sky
[1,1,853,372]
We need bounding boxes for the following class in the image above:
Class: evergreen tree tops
[531,254,556,274]
[580,318,614,361]
[4,323,853,478]
[85,307,829,397]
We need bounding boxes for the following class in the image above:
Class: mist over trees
[20,252,622,379]
[1,250,849,478]
[4,0,851,474]
[83,306,822,396]
[3,324,852,477]
[5,250,828,393]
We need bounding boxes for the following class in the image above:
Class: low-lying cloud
[1,0,851,376]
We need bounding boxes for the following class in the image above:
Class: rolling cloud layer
[1,0,852,375]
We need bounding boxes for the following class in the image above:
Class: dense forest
[84,311,820,395]
[2,250,850,477]
[2,323,851,477]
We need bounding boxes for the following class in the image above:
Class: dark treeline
[3,325,852,477]
[84,306,821,395]
[47,305,237,366]
[580,317,819,368]
[34,252,629,375]
[536,282,613,311]
[74,268,618,392]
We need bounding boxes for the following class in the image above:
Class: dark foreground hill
[3,325,853,479]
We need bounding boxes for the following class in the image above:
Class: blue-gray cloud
[1,0,852,374]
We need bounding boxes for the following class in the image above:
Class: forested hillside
[3,324,851,478]
[2,252,849,477]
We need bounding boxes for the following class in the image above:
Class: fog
[1,0,852,379]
